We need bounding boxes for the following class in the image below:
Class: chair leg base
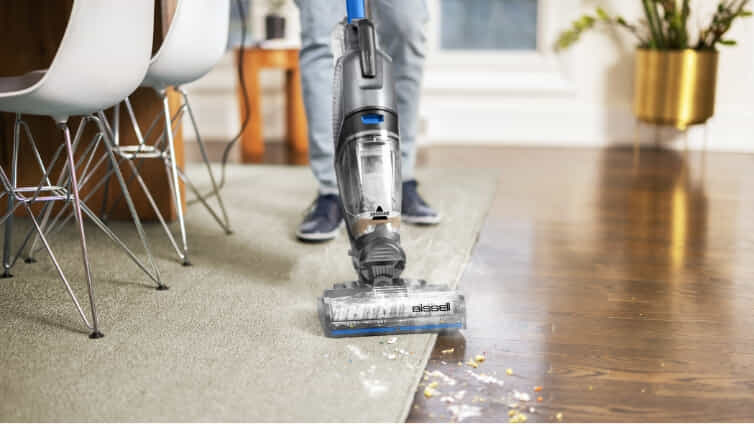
[182,259,192,267]
[24,257,37,264]
[156,284,170,291]
[1,270,12,278]
[89,330,104,339]
[225,229,234,236]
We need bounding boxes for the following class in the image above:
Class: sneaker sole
[296,221,344,242]
[403,214,443,225]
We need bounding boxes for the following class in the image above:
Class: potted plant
[556,1,752,130]
[265,0,287,40]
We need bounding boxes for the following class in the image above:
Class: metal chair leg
[24,203,97,334]
[178,87,232,235]
[162,92,191,266]
[93,113,167,290]
[24,120,93,263]
[2,115,21,278]
[59,121,103,339]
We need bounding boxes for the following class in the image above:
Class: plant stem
[642,0,664,48]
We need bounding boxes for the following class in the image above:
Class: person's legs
[294,0,345,241]
[295,0,344,195]
[370,0,440,224]
[369,0,429,182]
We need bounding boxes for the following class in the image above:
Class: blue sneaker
[402,180,441,225]
[296,194,343,242]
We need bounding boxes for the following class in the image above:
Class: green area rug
[0,165,495,421]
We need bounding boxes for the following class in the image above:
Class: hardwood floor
[211,143,754,421]
[404,145,754,422]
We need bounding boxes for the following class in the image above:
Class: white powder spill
[454,390,467,400]
[359,365,387,397]
[448,404,482,421]
[466,369,504,386]
[513,390,531,402]
[347,345,368,360]
[383,351,397,360]
[361,378,388,397]
[426,370,457,386]
[387,337,397,344]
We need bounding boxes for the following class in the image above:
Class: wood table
[235,46,309,165]
[0,0,184,221]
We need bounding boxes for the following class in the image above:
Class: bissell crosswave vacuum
[317,0,466,337]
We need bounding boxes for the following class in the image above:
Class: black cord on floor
[217,0,251,190]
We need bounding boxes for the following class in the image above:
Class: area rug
[0,165,496,421]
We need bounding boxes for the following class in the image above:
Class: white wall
[185,0,754,153]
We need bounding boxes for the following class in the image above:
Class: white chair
[105,0,232,267]
[0,0,164,339]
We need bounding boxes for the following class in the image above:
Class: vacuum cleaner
[317,0,466,338]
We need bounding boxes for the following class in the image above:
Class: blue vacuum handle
[346,0,366,22]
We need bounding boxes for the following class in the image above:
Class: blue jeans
[294,0,429,194]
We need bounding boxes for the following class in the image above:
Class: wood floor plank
[406,146,754,422]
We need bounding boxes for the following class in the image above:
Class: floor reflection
[407,145,752,421]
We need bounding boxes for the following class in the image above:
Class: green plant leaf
[596,7,610,21]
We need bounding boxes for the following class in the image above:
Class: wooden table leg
[285,51,309,165]
[236,50,264,163]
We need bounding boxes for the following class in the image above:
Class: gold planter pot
[633,49,719,130]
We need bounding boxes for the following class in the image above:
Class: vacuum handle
[346,0,366,22]
[358,19,377,78]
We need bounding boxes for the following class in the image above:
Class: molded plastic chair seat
[141,0,230,90]
[0,71,46,95]
[0,1,152,121]
[0,0,163,339]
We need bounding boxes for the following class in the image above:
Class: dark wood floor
[226,143,754,422]
[404,145,754,422]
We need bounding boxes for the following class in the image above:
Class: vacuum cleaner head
[318,279,466,337]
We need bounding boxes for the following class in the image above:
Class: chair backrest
[143,0,231,89]
[32,0,154,120]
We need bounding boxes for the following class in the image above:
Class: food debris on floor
[474,354,486,363]
[513,390,531,402]
[534,386,542,392]
[426,370,457,386]
[424,386,440,398]
[447,404,482,422]
[387,337,397,344]
[536,396,543,402]
[440,396,455,403]
[509,412,528,423]
[506,368,514,375]
[466,369,504,386]
[556,412,564,421]
[466,360,479,368]
[441,348,455,355]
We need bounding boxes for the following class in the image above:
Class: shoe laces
[307,194,340,219]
